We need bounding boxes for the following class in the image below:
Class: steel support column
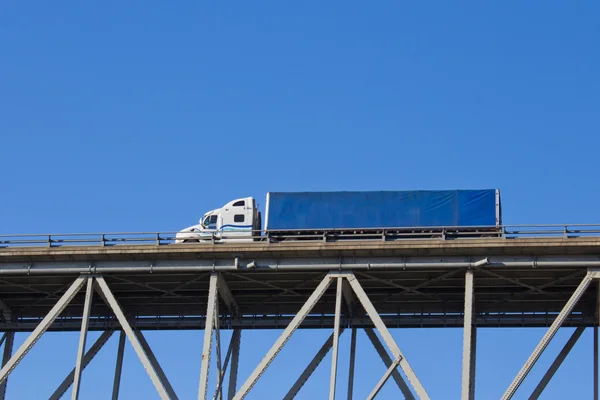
[217,273,240,400]
[502,272,594,399]
[329,277,343,400]
[213,329,239,400]
[529,326,585,399]
[347,328,357,400]
[0,335,12,368]
[594,325,599,400]
[198,273,239,400]
[199,273,218,400]
[0,332,14,400]
[228,330,240,400]
[214,296,224,400]
[470,328,477,400]
[461,269,476,400]
[594,281,600,400]
[72,277,94,400]
[112,331,126,400]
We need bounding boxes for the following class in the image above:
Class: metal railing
[1,224,600,248]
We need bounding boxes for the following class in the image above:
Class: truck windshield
[202,215,218,229]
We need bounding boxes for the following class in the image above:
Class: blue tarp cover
[266,190,499,230]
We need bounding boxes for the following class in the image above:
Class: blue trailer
[176,189,502,243]
[265,190,501,230]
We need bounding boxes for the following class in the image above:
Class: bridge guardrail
[1,224,600,248]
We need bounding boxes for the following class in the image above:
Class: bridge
[0,225,599,399]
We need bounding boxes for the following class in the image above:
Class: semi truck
[174,189,502,243]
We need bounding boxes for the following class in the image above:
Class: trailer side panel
[264,190,499,231]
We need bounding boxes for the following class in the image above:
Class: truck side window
[234,214,245,223]
[233,200,245,207]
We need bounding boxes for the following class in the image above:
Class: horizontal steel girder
[1,255,600,275]
[0,312,594,332]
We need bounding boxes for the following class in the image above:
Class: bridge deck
[0,237,597,331]
[2,236,600,261]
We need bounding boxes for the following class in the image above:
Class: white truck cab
[175,197,261,243]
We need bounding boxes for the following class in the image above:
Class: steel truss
[202,271,431,400]
[0,269,598,399]
[0,275,179,400]
[500,269,600,399]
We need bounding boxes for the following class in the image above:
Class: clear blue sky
[1,1,599,398]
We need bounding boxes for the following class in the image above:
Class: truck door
[225,198,253,240]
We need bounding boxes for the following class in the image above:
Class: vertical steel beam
[594,325,599,400]
[199,273,219,400]
[283,328,346,400]
[49,330,115,400]
[461,269,476,400]
[112,331,126,400]
[501,272,593,400]
[95,276,175,400]
[347,328,357,400]
[233,275,333,400]
[342,279,357,400]
[0,301,12,325]
[469,327,476,400]
[529,326,585,399]
[214,296,224,400]
[594,280,600,400]
[213,329,238,399]
[364,329,414,400]
[0,335,9,366]
[0,276,86,385]
[0,332,14,400]
[347,273,429,399]
[215,273,240,400]
[227,330,241,400]
[329,277,343,400]
[72,277,94,400]
[366,357,401,400]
